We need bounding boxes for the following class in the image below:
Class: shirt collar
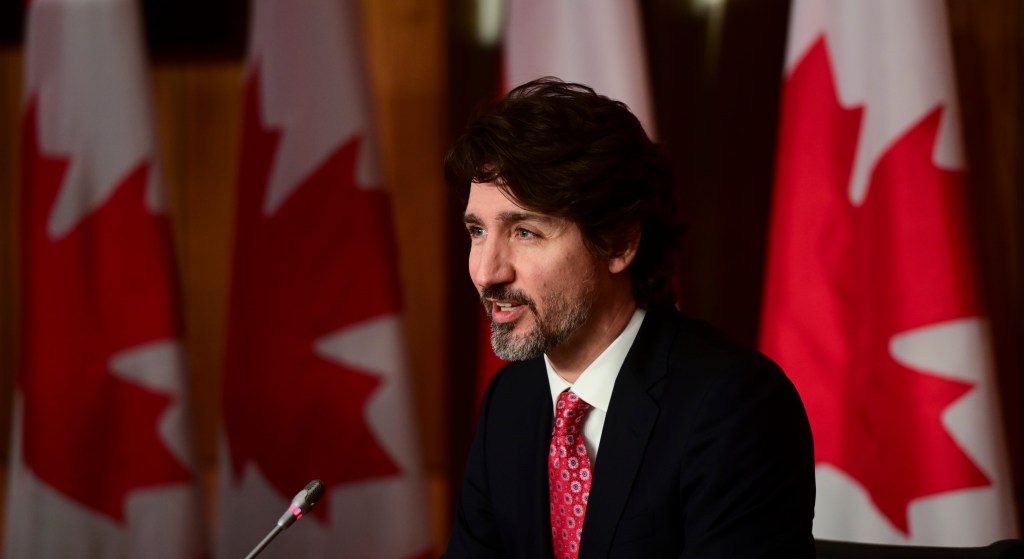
[546,308,646,413]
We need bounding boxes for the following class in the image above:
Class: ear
[607,231,640,275]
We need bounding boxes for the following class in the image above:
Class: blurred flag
[760,0,1018,545]
[474,0,656,398]
[217,0,432,557]
[5,0,206,557]
[503,0,655,133]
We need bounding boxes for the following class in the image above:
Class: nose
[470,236,514,292]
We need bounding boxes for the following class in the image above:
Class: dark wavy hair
[445,77,680,308]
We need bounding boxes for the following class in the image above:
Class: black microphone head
[304,479,325,506]
[278,479,327,529]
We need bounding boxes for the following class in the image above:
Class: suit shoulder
[634,311,801,411]
[642,310,813,450]
[654,311,781,375]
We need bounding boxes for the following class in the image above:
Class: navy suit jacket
[444,309,815,558]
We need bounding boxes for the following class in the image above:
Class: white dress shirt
[545,309,646,463]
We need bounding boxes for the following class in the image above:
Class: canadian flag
[503,0,655,134]
[216,0,432,558]
[474,0,656,399]
[5,0,206,557]
[760,0,1019,545]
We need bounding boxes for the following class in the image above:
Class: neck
[546,296,637,384]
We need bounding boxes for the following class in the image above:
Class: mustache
[480,285,531,305]
[480,285,539,320]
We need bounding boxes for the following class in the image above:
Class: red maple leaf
[223,73,403,519]
[19,99,191,522]
[762,38,990,534]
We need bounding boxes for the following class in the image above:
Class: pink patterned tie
[549,391,593,559]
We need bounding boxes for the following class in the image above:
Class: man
[444,78,814,558]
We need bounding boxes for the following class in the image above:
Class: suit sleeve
[678,360,816,558]
[443,370,507,558]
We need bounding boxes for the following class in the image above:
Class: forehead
[466,181,520,210]
[465,181,552,223]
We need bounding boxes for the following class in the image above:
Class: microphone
[244,480,326,559]
[277,479,325,528]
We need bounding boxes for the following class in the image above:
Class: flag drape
[760,0,1018,545]
[216,1,432,557]
[5,0,205,557]
[504,0,655,134]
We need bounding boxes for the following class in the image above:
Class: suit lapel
[506,358,556,558]
[579,310,675,558]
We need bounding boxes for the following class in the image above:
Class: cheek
[557,256,599,293]
[532,263,569,293]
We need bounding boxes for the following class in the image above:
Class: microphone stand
[244,525,284,559]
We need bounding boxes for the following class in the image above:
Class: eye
[466,225,485,239]
[514,227,537,240]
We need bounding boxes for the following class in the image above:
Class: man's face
[463,182,604,361]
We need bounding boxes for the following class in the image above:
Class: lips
[489,299,527,323]
[481,286,533,323]
[479,284,528,319]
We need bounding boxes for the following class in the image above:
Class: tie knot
[554,391,591,435]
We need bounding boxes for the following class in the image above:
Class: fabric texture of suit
[445,309,815,558]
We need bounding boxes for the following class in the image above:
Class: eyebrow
[463,211,556,226]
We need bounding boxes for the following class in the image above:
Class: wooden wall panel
[362,0,450,548]
[947,0,1024,531]
[151,60,245,522]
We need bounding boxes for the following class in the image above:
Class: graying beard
[489,296,592,361]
